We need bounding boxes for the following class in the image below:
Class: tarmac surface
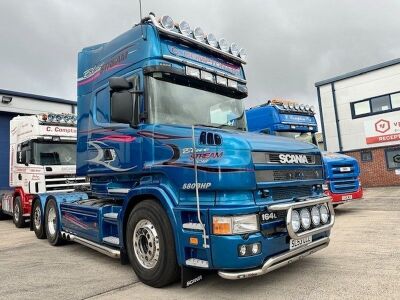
[0,187,399,300]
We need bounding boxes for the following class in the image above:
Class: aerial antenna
[138,0,146,40]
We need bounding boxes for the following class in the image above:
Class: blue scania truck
[31,14,334,287]
[246,100,363,206]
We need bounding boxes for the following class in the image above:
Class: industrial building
[315,58,400,187]
[0,89,76,190]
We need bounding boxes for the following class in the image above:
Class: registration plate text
[290,236,312,250]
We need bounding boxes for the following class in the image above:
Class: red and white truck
[0,113,89,227]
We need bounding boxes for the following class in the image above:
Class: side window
[371,95,391,113]
[353,100,370,116]
[96,87,110,123]
[360,150,372,162]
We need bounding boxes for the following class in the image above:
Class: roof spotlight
[218,38,229,52]
[300,104,305,111]
[305,104,310,111]
[288,103,294,109]
[230,43,240,56]
[310,105,316,112]
[294,103,300,110]
[206,33,218,47]
[160,15,175,31]
[239,48,247,61]
[178,20,191,36]
[193,27,205,42]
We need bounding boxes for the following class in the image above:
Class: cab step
[103,236,120,246]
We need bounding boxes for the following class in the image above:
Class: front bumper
[325,187,363,204]
[218,236,330,279]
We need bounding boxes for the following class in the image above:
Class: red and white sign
[364,116,400,144]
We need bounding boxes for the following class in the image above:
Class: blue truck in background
[246,100,363,206]
[31,14,335,287]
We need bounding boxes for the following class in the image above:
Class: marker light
[239,48,247,61]
[311,206,321,226]
[291,210,301,233]
[178,20,191,36]
[160,15,174,31]
[319,205,329,224]
[230,43,239,56]
[201,70,214,82]
[300,208,311,230]
[193,27,205,42]
[216,75,228,86]
[186,66,200,78]
[206,33,218,47]
[228,79,238,89]
[218,38,229,52]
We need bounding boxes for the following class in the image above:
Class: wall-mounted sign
[364,115,400,144]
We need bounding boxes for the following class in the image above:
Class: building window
[351,91,400,118]
[371,95,391,112]
[354,100,370,115]
[361,150,373,162]
[391,93,400,109]
[385,148,400,169]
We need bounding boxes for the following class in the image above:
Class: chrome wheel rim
[14,203,20,222]
[133,219,160,269]
[34,205,41,230]
[47,207,57,236]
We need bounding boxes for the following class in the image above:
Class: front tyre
[33,200,46,239]
[126,200,179,287]
[13,196,25,228]
[45,199,64,246]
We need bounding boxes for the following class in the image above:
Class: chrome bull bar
[218,237,330,280]
[269,196,335,240]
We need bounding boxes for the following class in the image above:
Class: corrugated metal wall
[0,112,15,189]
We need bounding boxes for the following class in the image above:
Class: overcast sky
[1,0,399,117]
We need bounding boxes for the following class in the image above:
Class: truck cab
[246,100,363,206]
[33,14,334,288]
[0,113,88,227]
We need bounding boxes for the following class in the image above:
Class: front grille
[328,163,359,193]
[256,169,323,182]
[45,174,89,192]
[271,186,313,201]
[252,152,322,165]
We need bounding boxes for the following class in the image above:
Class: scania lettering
[246,99,363,206]
[279,154,309,164]
[0,113,89,228]
[32,14,334,288]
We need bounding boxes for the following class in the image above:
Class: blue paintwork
[246,104,360,194]
[36,20,330,272]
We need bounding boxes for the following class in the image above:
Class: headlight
[230,43,239,56]
[213,214,258,235]
[319,205,329,224]
[193,27,205,42]
[160,15,174,31]
[218,38,229,52]
[311,206,321,226]
[178,20,191,36]
[291,210,301,233]
[206,33,218,47]
[239,48,247,61]
[300,208,311,229]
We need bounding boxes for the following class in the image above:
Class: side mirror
[109,77,132,91]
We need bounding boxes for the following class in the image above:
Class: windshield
[147,76,246,130]
[32,142,76,165]
[276,131,316,145]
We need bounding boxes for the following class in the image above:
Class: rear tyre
[126,200,180,287]
[45,199,64,246]
[13,197,26,228]
[33,200,46,239]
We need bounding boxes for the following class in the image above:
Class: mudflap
[181,266,206,288]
